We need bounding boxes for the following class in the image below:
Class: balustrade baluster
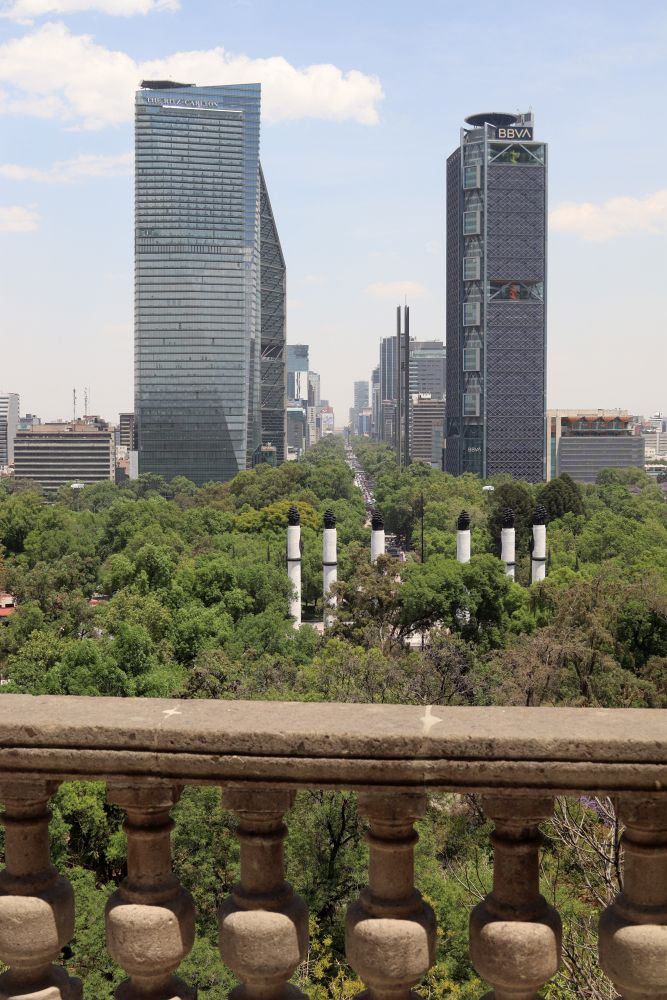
[218,788,308,1000]
[0,779,81,1000]
[599,799,667,999]
[469,796,561,1000]
[105,782,195,1000]
[346,790,436,1000]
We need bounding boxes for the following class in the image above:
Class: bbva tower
[134,82,286,485]
[445,111,547,482]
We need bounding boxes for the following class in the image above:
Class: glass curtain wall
[135,82,262,485]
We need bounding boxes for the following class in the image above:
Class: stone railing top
[0,695,665,794]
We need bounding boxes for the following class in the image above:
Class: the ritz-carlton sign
[145,96,220,109]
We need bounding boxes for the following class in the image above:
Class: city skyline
[1,0,666,426]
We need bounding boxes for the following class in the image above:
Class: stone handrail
[0,694,664,999]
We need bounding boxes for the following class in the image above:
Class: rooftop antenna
[72,388,77,422]
[84,386,88,418]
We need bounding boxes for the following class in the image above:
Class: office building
[409,342,446,399]
[446,111,547,480]
[370,365,380,438]
[319,406,335,436]
[547,410,645,483]
[354,381,369,413]
[259,167,287,464]
[119,413,136,450]
[14,419,115,491]
[379,336,398,442]
[287,345,309,402]
[356,408,373,436]
[135,81,285,486]
[0,393,19,467]
[286,406,306,460]
[411,395,446,467]
[307,372,321,409]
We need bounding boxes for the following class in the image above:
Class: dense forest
[0,436,665,998]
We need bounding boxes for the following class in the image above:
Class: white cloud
[365,280,427,300]
[550,189,667,241]
[1,0,177,22]
[0,151,133,181]
[0,205,39,231]
[0,22,383,130]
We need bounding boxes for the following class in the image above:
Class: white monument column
[456,511,471,564]
[531,505,547,584]
[500,508,516,580]
[323,508,337,628]
[287,505,302,627]
[370,510,385,564]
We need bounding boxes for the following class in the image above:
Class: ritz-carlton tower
[446,111,547,481]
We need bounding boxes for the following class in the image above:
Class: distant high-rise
[354,381,369,412]
[135,81,285,485]
[409,342,446,399]
[411,396,446,468]
[446,111,547,480]
[379,337,398,442]
[307,372,321,409]
[287,345,309,402]
[370,365,380,438]
[118,413,136,450]
[0,393,19,467]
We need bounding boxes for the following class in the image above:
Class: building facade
[354,380,369,413]
[259,166,287,464]
[446,111,547,481]
[135,81,284,486]
[370,365,380,439]
[118,413,136,450]
[287,345,309,402]
[547,410,646,483]
[409,342,446,399]
[379,337,398,443]
[0,393,19,468]
[411,395,446,467]
[14,419,115,491]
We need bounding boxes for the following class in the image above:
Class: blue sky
[1,0,666,424]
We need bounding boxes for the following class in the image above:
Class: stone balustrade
[0,695,665,999]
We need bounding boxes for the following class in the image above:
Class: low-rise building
[547,409,645,483]
[14,417,115,491]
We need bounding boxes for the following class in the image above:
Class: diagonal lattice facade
[446,114,547,482]
[259,165,286,464]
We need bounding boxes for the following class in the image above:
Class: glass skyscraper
[135,81,285,484]
[446,111,547,481]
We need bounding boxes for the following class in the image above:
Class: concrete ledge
[0,696,665,794]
